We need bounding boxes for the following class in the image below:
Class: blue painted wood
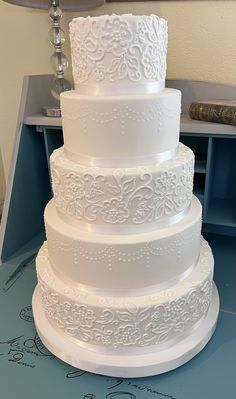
[194,159,207,174]
[0,125,51,262]
[203,137,213,220]
[193,173,205,205]
[205,138,236,228]
[174,133,236,235]
[179,135,208,215]
[203,223,236,237]
[205,233,236,313]
[43,126,64,175]
[180,135,209,161]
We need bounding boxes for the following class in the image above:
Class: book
[189,100,236,126]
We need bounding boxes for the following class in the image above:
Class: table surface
[0,233,235,399]
[25,113,236,136]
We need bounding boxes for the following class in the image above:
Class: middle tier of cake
[45,195,202,291]
[51,143,194,232]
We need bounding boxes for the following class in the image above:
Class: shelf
[180,136,209,169]
[194,173,205,188]
[180,114,236,136]
[195,159,207,173]
[25,113,236,136]
[193,187,204,205]
[205,198,236,228]
[192,173,205,209]
[203,138,236,231]
[25,114,62,127]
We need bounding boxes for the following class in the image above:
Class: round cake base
[32,283,219,378]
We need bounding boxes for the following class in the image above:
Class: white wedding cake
[32,14,219,377]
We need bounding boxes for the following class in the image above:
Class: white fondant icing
[44,196,202,290]
[33,284,219,377]
[69,14,168,94]
[32,13,219,376]
[50,143,194,231]
[36,238,213,349]
[60,89,181,162]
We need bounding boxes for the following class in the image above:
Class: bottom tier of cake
[32,238,219,377]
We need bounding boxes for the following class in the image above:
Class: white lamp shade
[2,0,105,10]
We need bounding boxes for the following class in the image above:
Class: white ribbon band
[52,258,197,298]
[57,206,189,235]
[75,81,165,96]
[54,314,206,356]
[64,146,178,168]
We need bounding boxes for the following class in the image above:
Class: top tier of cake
[69,14,168,95]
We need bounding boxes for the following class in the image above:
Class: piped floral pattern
[51,145,194,226]
[70,15,167,84]
[37,241,213,348]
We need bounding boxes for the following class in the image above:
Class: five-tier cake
[32,14,219,377]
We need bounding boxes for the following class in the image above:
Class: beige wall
[1,0,236,200]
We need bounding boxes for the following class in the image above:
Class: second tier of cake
[60,89,181,165]
[45,196,201,290]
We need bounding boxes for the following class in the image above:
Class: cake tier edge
[32,283,219,377]
[44,196,202,290]
[60,88,181,163]
[69,14,168,95]
[51,143,194,232]
[35,237,214,351]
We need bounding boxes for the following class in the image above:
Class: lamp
[3,0,105,116]
[2,1,105,9]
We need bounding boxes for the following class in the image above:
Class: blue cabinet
[180,134,236,236]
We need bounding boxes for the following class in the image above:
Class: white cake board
[32,283,219,378]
